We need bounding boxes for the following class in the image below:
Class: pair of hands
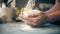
[18,10,48,26]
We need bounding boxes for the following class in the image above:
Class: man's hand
[18,10,48,26]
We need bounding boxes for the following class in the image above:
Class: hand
[18,10,48,26]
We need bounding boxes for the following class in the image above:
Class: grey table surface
[0,23,60,34]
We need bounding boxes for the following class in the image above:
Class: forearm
[45,10,60,23]
[41,0,60,25]
[46,0,60,13]
[45,0,60,22]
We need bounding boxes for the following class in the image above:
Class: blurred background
[0,0,55,23]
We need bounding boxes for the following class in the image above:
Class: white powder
[23,0,36,18]
[20,0,40,31]
[20,24,35,31]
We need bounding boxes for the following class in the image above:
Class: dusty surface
[0,22,60,34]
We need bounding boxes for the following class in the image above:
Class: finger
[27,16,42,26]
[25,18,37,26]
[28,12,44,18]
[18,15,24,20]
[18,14,26,20]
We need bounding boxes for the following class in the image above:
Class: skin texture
[18,0,60,26]
[19,11,46,26]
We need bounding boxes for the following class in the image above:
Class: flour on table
[20,24,35,31]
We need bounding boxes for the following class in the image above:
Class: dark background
[16,0,55,11]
